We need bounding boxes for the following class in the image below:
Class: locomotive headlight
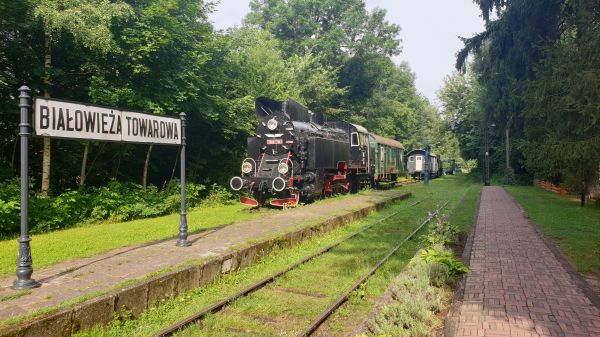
[277,162,289,175]
[241,162,253,174]
[267,118,278,131]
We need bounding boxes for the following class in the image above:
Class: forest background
[0,0,598,237]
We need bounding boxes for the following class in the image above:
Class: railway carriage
[369,133,405,187]
[407,149,443,179]
[229,98,405,207]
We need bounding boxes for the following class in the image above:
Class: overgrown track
[152,196,445,337]
[297,201,449,337]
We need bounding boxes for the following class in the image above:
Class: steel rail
[297,200,450,337]
[152,194,413,337]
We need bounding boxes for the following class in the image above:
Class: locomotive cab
[348,124,370,170]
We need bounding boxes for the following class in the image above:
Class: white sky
[208,1,485,105]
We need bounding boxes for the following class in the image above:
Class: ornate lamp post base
[12,240,40,290]
[12,278,40,290]
[176,239,192,247]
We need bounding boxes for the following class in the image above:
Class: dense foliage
[0,178,232,238]
[0,0,459,235]
[444,0,599,203]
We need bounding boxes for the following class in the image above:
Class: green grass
[0,204,271,278]
[505,186,600,277]
[0,183,406,279]
[0,179,423,279]
[0,290,31,302]
[448,184,480,234]
[74,175,479,337]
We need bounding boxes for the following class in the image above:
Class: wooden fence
[533,179,569,196]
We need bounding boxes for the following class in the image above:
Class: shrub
[421,215,459,247]
[200,183,235,207]
[426,262,450,287]
[420,247,469,276]
[0,178,20,236]
[366,259,450,337]
[364,212,468,337]
[0,178,234,238]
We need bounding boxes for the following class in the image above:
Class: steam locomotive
[229,98,405,207]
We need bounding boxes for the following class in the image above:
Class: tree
[246,0,402,116]
[520,2,600,204]
[245,1,458,158]
[437,71,483,162]
[246,0,400,66]
[88,0,213,187]
[286,53,345,112]
[455,0,599,203]
[33,0,132,194]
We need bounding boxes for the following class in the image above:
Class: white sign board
[33,98,181,145]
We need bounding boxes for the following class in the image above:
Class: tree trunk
[79,142,89,186]
[10,135,18,169]
[580,180,587,207]
[142,144,153,192]
[170,148,180,182]
[83,142,105,183]
[113,152,121,180]
[41,137,51,196]
[40,30,52,196]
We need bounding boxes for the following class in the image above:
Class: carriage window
[416,156,422,161]
[351,132,359,147]
[409,157,414,162]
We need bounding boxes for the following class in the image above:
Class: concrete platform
[445,187,600,337]
[0,189,412,337]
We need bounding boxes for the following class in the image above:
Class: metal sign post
[13,86,39,290]
[176,112,191,247]
[12,89,192,289]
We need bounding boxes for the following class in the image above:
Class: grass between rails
[314,178,480,337]
[75,175,478,337]
[505,186,600,277]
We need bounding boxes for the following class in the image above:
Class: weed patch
[361,211,469,337]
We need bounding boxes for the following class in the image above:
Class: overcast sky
[208,1,485,105]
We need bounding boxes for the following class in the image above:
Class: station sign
[33,98,181,145]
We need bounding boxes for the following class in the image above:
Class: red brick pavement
[446,186,600,337]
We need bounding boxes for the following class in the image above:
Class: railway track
[298,201,448,337]
[152,197,448,337]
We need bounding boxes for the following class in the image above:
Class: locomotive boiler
[229,98,405,207]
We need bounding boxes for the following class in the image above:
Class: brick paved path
[0,189,407,323]
[446,186,600,337]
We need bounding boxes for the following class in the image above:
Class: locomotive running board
[239,196,259,207]
[270,192,299,208]
[270,198,299,208]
